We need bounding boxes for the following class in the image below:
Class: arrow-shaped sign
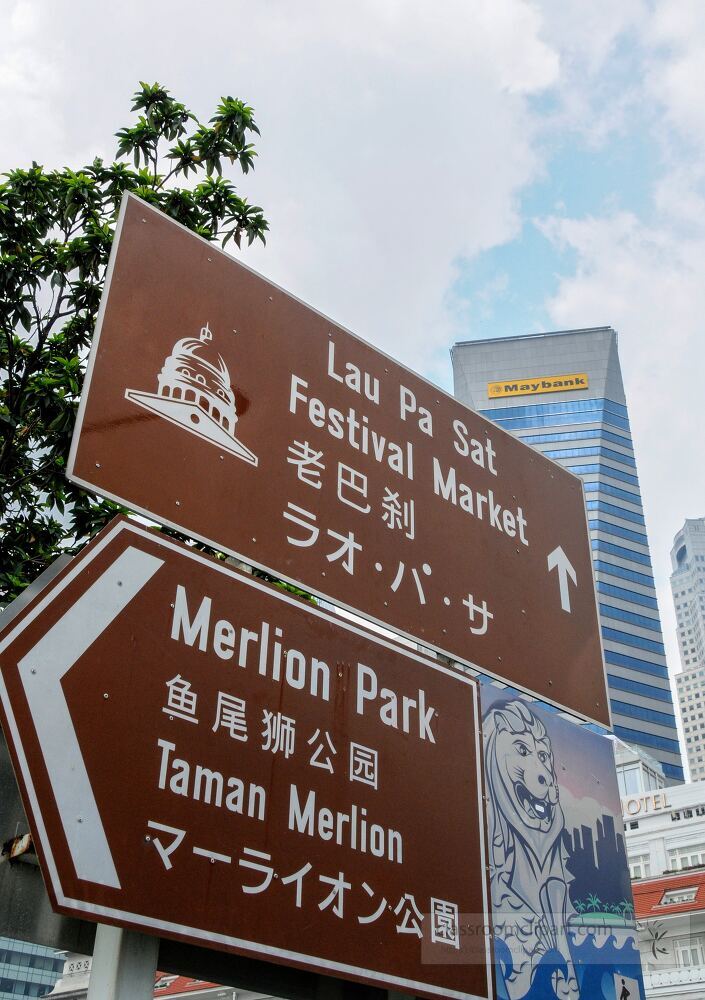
[547,546,577,614]
[0,517,492,1000]
[14,546,164,888]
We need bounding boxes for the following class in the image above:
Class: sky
[2,0,704,693]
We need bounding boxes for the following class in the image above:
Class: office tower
[0,937,63,998]
[672,518,705,781]
[451,326,683,782]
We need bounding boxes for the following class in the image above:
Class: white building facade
[42,954,258,999]
[619,748,705,998]
[671,518,705,782]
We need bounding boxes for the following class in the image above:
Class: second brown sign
[0,517,490,1000]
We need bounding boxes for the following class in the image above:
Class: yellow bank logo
[487,373,589,399]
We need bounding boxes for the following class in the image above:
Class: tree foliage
[0,83,268,603]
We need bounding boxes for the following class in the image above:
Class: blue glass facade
[452,327,683,782]
[0,938,63,998]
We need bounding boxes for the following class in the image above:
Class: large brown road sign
[0,517,492,1000]
[68,193,608,726]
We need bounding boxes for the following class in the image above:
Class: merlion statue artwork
[484,698,579,999]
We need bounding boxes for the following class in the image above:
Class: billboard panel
[481,686,644,1000]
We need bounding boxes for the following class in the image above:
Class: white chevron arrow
[547,545,577,613]
[16,546,164,888]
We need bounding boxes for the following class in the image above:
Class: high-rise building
[451,326,683,782]
[0,937,63,998]
[671,518,705,781]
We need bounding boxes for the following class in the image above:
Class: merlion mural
[484,698,579,999]
[482,688,645,1000]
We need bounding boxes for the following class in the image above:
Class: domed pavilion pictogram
[125,323,258,466]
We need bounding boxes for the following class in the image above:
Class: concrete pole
[86,924,158,1000]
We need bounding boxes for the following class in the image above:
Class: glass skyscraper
[451,326,683,782]
[0,938,63,998]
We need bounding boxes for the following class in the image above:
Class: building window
[660,887,698,905]
[668,844,705,870]
[675,935,705,967]
[628,854,651,879]
[618,765,642,797]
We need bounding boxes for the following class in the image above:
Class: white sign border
[66,192,611,733]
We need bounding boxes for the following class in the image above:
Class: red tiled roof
[153,974,220,996]
[633,869,705,919]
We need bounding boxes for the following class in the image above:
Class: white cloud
[0,2,65,162]
[0,0,560,383]
[538,207,705,676]
[532,0,647,146]
[641,0,705,151]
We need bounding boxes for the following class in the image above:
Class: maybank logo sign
[487,373,589,399]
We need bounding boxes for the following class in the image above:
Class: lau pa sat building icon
[125,322,258,466]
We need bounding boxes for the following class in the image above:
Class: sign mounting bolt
[103,693,109,700]
[95,462,101,469]
[175,500,181,507]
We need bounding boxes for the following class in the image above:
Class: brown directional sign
[68,193,608,727]
[0,517,491,1000]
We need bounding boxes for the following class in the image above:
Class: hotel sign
[68,193,608,727]
[622,792,671,817]
[487,373,589,399]
[0,517,491,1000]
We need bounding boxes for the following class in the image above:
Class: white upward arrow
[16,546,164,888]
[547,546,577,613]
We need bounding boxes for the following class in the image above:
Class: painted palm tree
[586,893,602,913]
[621,900,635,922]
[574,900,587,915]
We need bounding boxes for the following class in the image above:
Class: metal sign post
[86,925,158,1000]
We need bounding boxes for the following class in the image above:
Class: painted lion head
[483,698,564,869]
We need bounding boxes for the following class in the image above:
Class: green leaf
[0,81,268,604]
